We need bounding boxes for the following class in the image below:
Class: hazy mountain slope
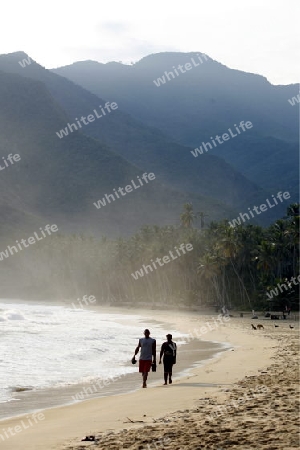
[209,135,299,198]
[52,52,299,199]
[0,52,270,213]
[53,52,298,144]
[0,70,239,240]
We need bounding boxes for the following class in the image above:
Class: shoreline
[0,305,229,422]
[0,338,227,423]
[0,308,290,449]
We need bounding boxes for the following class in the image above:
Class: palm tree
[180,203,196,228]
[253,241,276,276]
[286,203,299,218]
[197,253,224,306]
[285,204,299,275]
[197,211,208,230]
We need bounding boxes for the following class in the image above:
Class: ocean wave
[2,310,26,320]
[0,301,168,403]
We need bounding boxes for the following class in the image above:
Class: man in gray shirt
[133,329,156,388]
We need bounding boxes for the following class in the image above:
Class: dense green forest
[4,203,299,312]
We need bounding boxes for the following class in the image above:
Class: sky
[1,0,299,85]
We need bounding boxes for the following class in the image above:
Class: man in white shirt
[133,329,156,388]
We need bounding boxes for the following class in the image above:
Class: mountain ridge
[51,51,299,202]
[0,51,269,213]
[0,67,239,239]
[0,50,296,241]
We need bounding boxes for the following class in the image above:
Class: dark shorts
[139,360,152,373]
[163,355,174,373]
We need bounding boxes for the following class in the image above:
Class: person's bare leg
[164,372,168,385]
[143,372,148,387]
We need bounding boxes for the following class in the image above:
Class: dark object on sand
[240,313,243,318]
[124,417,145,423]
[14,387,33,393]
[251,324,257,330]
[271,315,280,320]
[81,436,95,441]
[257,324,264,329]
[152,362,157,372]
[252,315,258,319]
[274,324,279,327]
[131,356,137,364]
[289,325,294,329]
[265,312,271,318]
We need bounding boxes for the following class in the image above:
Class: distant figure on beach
[221,305,229,316]
[133,329,156,388]
[159,334,177,385]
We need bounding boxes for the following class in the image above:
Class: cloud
[0,0,298,83]
[99,22,130,34]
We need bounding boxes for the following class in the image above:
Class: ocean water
[0,301,174,406]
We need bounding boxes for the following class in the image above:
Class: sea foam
[0,301,171,404]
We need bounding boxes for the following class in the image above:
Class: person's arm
[134,339,141,356]
[159,343,164,364]
[152,339,156,362]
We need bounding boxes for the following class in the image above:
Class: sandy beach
[0,309,299,450]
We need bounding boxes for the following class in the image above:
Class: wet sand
[0,308,228,420]
[0,337,225,421]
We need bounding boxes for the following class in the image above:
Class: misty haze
[0,2,299,450]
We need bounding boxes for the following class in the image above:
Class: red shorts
[139,360,152,373]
